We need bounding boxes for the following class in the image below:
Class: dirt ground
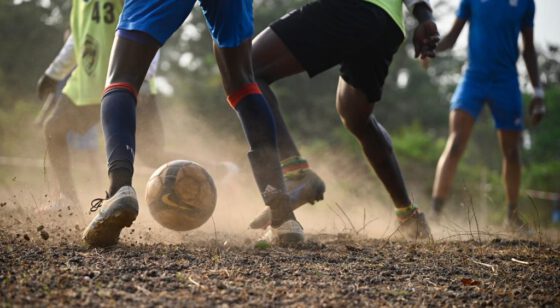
[1,218,559,307]
[1,143,559,306]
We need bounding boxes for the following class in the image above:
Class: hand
[413,20,440,59]
[37,74,58,101]
[528,96,545,127]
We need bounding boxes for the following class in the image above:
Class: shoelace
[89,192,109,213]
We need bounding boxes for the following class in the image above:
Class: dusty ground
[1,219,559,307]
[1,152,559,306]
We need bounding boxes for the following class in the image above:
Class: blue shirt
[457,0,535,81]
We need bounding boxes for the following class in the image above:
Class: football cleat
[397,210,432,240]
[82,186,138,247]
[249,169,325,229]
[260,219,304,246]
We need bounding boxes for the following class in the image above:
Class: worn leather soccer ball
[146,160,217,231]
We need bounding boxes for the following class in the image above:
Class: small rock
[23,234,30,241]
[37,225,45,232]
[40,230,49,240]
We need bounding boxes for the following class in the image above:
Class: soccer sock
[281,156,310,180]
[108,168,133,196]
[432,197,444,214]
[101,83,137,196]
[229,83,294,225]
[228,83,285,193]
[395,204,418,222]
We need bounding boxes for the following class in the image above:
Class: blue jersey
[457,0,535,80]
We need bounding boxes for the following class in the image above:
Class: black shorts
[270,0,404,102]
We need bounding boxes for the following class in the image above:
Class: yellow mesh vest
[63,0,123,106]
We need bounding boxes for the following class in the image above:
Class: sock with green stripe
[281,156,309,180]
[395,204,418,222]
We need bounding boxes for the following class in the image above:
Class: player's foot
[398,210,432,240]
[249,169,325,229]
[286,169,326,206]
[504,215,534,237]
[260,219,304,246]
[82,186,138,247]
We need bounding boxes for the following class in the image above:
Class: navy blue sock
[101,88,136,195]
[235,93,285,193]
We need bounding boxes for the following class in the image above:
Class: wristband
[534,87,545,99]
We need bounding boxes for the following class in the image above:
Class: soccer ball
[145,160,217,231]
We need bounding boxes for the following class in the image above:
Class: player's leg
[489,78,525,230]
[214,41,300,228]
[497,130,522,226]
[332,4,432,238]
[431,110,475,214]
[431,76,484,217]
[202,0,302,243]
[102,34,160,195]
[83,0,195,247]
[335,78,430,239]
[42,94,81,205]
[82,32,160,247]
[252,27,305,161]
[248,27,326,229]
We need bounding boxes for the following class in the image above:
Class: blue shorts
[118,0,254,48]
[451,75,523,131]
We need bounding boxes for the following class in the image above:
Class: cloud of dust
[0,102,514,245]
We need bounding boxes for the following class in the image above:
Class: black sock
[101,86,137,197]
[235,92,286,193]
[108,167,132,197]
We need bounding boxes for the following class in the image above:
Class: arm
[45,34,76,80]
[37,35,77,100]
[436,18,467,52]
[521,27,545,126]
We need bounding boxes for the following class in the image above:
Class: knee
[254,69,276,86]
[446,134,468,158]
[502,146,521,163]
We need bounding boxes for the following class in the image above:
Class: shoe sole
[83,207,137,247]
[249,183,325,229]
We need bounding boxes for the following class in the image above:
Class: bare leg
[431,109,475,213]
[497,130,522,222]
[335,77,410,208]
[43,95,79,203]
[252,28,305,160]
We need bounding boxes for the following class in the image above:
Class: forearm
[523,47,541,90]
[45,35,76,80]
[436,35,455,52]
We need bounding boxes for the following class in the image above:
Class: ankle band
[281,156,309,178]
[395,204,418,221]
[227,83,262,109]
